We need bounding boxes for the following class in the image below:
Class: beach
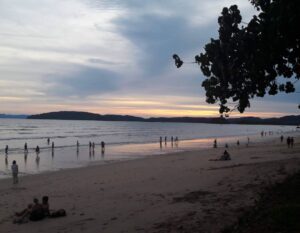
[0,133,299,233]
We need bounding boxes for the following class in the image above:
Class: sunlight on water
[0,119,297,178]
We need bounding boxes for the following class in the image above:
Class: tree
[184,0,300,114]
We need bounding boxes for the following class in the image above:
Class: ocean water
[0,119,296,178]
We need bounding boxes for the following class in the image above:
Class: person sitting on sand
[14,204,33,223]
[209,150,231,161]
[14,198,42,223]
[29,197,49,221]
[42,196,50,217]
[220,150,231,160]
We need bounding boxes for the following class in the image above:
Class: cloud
[45,66,120,97]
[0,0,297,117]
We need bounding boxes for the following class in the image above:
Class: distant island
[0,114,28,119]
[27,111,300,126]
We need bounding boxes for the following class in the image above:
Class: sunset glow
[0,0,299,117]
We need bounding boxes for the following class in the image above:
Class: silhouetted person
[159,137,162,148]
[42,196,50,217]
[35,146,40,154]
[221,150,231,160]
[101,141,105,154]
[5,145,8,154]
[280,135,284,143]
[76,141,79,152]
[89,141,92,150]
[11,160,19,184]
[175,137,179,147]
[47,138,50,145]
[213,139,217,148]
[237,140,240,146]
[24,143,28,153]
[287,137,291,148]
[225,143,229,148]
[290,137,294,148]
[164,136,167,145]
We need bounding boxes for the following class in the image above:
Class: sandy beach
[0,133,299,233]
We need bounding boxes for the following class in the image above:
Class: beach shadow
[172,190,214,204]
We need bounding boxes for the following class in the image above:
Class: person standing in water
[24,143,28,153]
[35,146,40,154]
[213,139,217,148]
[101,141,105,154]
[76,140,79,152]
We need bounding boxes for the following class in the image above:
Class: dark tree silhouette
[179,0,300,114]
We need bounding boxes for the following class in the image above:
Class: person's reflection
[35,155,40,169]
[89,150,92,160]
[5,155,8,169]
[24,152,28,165]
[101,148,105,157]
[76,148,79,160]
[51,149,54,159]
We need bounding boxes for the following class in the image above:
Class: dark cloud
[45,66,120,97]
[114,13,218,76]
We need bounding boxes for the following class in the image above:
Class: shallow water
[0,119,297,178]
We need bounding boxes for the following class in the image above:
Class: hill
[27,111,300,126]
[27,111,144,122]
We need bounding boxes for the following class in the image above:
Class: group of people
[280,135,295,148]
[14,196,66,224]
[4,138,106,156]
[213,139,243,149]
[261,130,274,137]
[14,196,50,223]
[159,136,179,147]
[7,139,107,185]
[286,136,295,148]
[86,141,105,153]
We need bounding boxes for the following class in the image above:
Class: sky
[0,0,299,118]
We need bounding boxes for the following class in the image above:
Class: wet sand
[0,133,299,233]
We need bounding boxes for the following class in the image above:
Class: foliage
[194,0,300,114]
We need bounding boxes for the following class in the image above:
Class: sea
[0,119,297,179]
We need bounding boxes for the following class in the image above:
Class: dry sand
[0,134,299,233]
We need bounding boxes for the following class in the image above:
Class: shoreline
[1,130,297,180]
[0,132,299,232]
